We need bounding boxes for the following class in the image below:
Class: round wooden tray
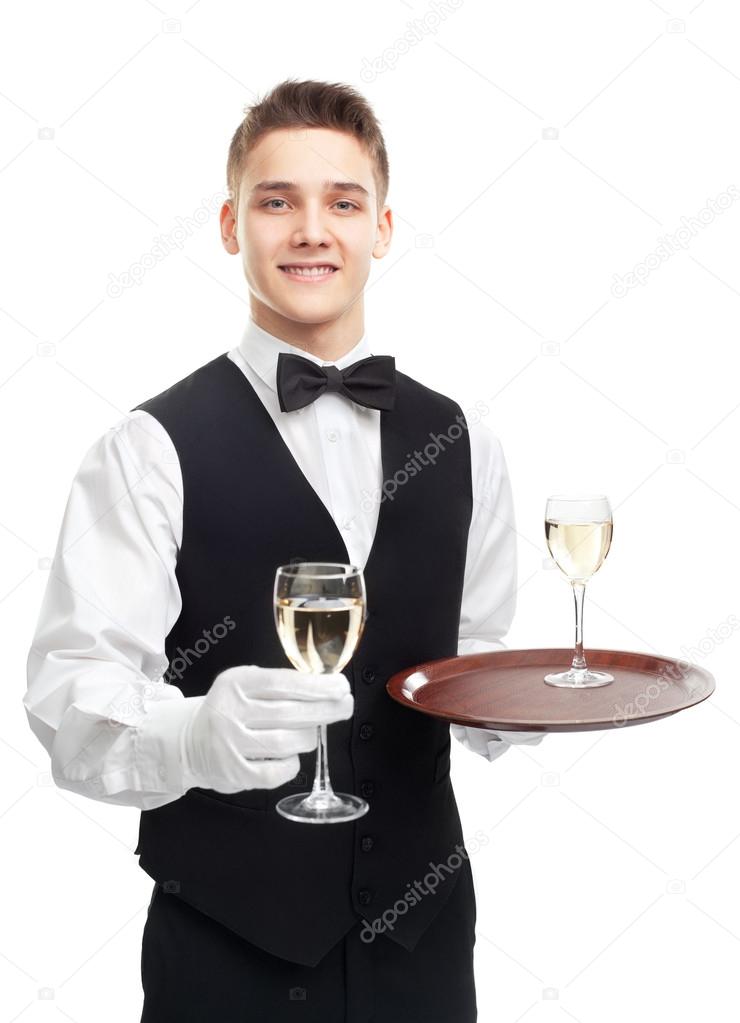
[386,648,715,732]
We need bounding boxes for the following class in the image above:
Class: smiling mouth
[279,265,339,278]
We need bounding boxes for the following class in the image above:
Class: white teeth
[281,266,336,276]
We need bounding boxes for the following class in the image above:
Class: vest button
[361,835,374,852]
[359,723,374,740]
[361,666,377,684]
[360,781,374,798]
[358,889,373,905]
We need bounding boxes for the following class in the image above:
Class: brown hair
[226,78,389,215]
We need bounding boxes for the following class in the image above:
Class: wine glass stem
[309,723,336,801]
[571,581,587,671]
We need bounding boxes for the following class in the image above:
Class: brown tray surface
[386,648,715,732]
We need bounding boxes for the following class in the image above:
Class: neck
[249,296,365,362]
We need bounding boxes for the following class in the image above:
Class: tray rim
[385,646,716,733]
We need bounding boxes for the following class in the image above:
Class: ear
[220,201,239,254]
[372,205,393,259]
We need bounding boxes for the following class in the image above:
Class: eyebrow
[251,179,370,199]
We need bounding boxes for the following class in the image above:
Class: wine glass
[273,562,369,823]
[544,495,614,688]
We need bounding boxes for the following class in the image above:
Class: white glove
[181,664,354,794]
[492,729,545,746]
[451,724,547,763]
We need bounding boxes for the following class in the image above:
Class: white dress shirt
[24,317,540,812]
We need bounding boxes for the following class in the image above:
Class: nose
[291,200,333,247]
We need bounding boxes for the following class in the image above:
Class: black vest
[131,351,474,967]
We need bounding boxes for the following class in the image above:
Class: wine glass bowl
[273,562,369,823]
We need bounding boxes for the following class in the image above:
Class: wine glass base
[275,791,369,824]
[544,668,614,688]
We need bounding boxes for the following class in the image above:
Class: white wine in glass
[273,562,369,823]
[544,495,614,687]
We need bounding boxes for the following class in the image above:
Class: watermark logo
[106,189,228,297]
[359,829,488,943]
[166,614,237,682]
[360,398,491,512]
[105,614,237,726]
[360,0,464,82]
[611,614,737,725]
[610,185,740,297]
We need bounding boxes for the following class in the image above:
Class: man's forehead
[243,129,373,193]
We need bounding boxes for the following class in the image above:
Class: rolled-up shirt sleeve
[453,419,544,762]
[23,410,198,809]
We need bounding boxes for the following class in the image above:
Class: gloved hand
[181,664,353,794]
[492,729,545,746]
[451,723,546,763]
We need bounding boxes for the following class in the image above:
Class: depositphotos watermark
[165,614,237,682]
[104,614,237,727]
[359,829,488,943]
[610,185,740,297]
[611,613,738,725]
[360,0,464,82]
[360,398,491,512]
[106,189,228,297]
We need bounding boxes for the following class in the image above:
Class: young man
[24,79,543,1022]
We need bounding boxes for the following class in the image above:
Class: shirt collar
[237,317,372,394]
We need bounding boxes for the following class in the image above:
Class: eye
[260,198,360,212]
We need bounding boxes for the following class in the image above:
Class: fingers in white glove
[492,728,545,745]
[182,664,354,795]
[222,694,354,730]
[213,664,351,703]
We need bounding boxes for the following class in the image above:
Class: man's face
[221,127,392,333]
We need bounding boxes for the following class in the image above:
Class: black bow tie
[276,352,396,413]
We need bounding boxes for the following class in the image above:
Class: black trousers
[140,855,477,1022]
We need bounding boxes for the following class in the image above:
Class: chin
[277,293,344,317]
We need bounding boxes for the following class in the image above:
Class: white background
[2,0,739,1019]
